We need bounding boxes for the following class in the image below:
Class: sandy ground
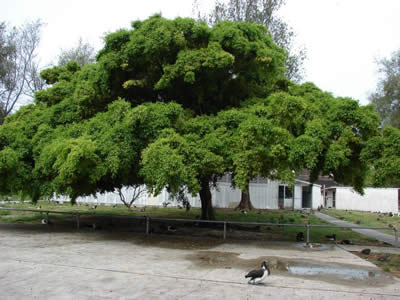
[0,223,399,300]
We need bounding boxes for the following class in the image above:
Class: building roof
[295,171,344,188]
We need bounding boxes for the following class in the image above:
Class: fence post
[45,212,49,224]
[306,224,310,246]
[76,214,80,229]
[394,228,399,247]
[145,216,150,235]
[223,222,226,240]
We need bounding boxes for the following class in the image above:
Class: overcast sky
[2,0,400,105]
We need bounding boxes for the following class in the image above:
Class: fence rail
[0,207,398,247]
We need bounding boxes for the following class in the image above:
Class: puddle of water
[185,251,393,287]
[288,264,380,280]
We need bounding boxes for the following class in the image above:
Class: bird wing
[245,268,264,278]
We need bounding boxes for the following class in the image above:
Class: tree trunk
[199,179,215,220]
[235,184,254,211]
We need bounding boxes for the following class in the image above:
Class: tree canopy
[0,15,389,219]
[361,126,400,187]
[96,15,286,115]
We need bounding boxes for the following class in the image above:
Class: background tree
[0,20,45,124]
[116,185,147,209]
[369,50,400,128]
[193,0,307,82]
[58,37,96,67]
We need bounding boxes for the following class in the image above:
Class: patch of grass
[352,251,400,278]
[322,209,400,236]
[0,202,385,245]
[0,211,45,224]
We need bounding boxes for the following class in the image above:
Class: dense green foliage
[95,15,286,115]
[0,15,389,219]
[361,126,400,187]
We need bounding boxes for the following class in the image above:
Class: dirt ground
[0,223,399,299]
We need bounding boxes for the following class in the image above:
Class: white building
[55,176,324,210]
[324,186,399,213]
[54,174,400,213]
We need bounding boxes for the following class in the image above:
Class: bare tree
[116,185,147,209]
[369,50,400,128]
[193,0,306,82]
[58,37,96,67]
[0,20,45,124]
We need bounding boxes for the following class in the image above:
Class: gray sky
[2,0,400,105]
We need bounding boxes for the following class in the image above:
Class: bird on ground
[361,248,371,255]
[340,239,353,245]
[245,261,270,285]
[325,234,336,241]
[41,219,53,225]
[167,225,177,232]
[296,232,304,242]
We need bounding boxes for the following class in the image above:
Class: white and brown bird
[245,261,270,285]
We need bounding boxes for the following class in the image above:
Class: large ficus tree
[0,15,384,220]
[0,15,285,215]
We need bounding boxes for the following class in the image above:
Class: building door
[325,189,335,208]
[398,189,400,211]
[279,185,293,208]
[332,190,336,208]
[302,185,312,208]
[278,185,284,208]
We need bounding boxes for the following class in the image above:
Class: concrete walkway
[314,211,400,247]
[1,223,400,299]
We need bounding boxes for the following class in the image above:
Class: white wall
[54,181,326,210]
[250,181,279,209]
[54,184,399,213]
[212,182,240,208]
[293,185,302,209]
[312,185,323,209]
[335,187,399,213]
[189,181,280,209]
[54,181,282,209]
